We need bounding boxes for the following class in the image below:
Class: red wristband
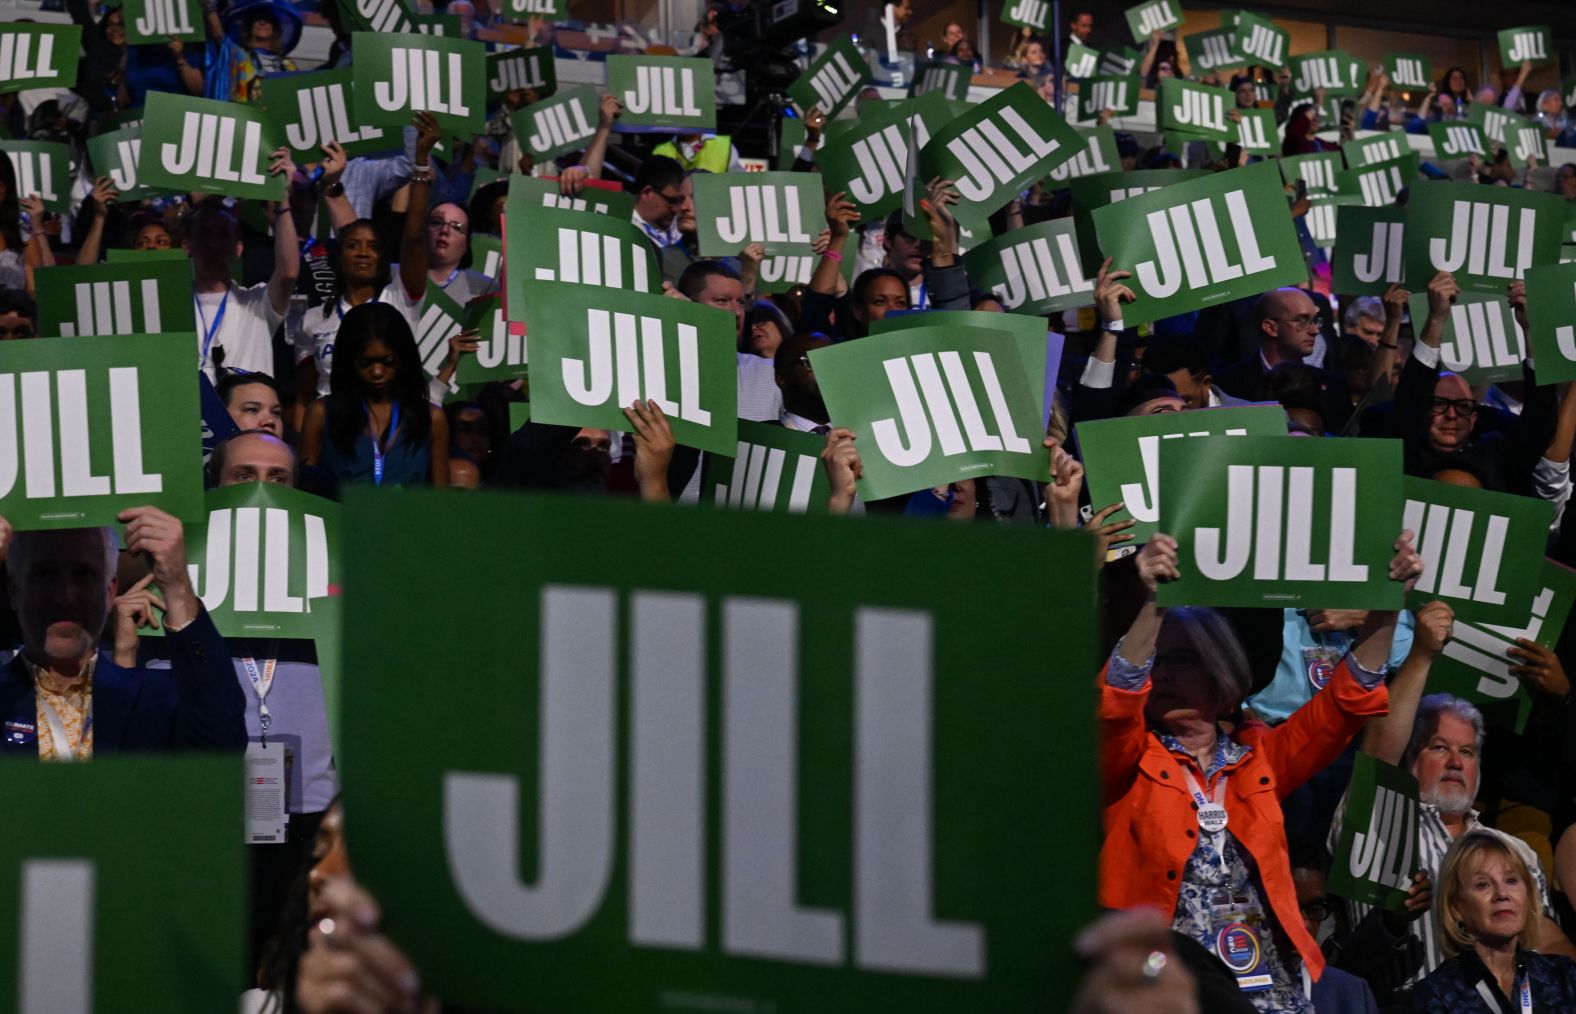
[824,249,843,263]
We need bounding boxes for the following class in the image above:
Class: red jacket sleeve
[1251,658,1388,799]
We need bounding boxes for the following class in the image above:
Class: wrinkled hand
[1093,257,1135,322]
[296,876,428,1014]
[1509,637,1571,699]
[1390,530,1424,593]
[90,175,118,218]
[1090,502,1137,559]
[1410,600,1455,659]
[1070,908,1199,1014]
[825,190,860,239]
[1043,438,1084,530]
[1134,534,1179,594]
[1426,271,1459,322]
[598,94,623,128]
[1382,283,1409,321]
[821,427,862,514]
[558,165,589,196]
[412,110,442,160]
[318,140,349,186]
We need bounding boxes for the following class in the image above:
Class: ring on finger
[1140,950,1167,982]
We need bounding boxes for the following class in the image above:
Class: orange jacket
[1097,657,1388,980]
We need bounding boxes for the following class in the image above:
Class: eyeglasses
[1275,314,1321,329]
[656,190,686,207]
[1299,898,1332,920]
[427,219,468,234]
[1429,397,1481,417]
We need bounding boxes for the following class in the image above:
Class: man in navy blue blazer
[0,507,245,758]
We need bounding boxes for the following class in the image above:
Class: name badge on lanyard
[1183,766,1229,835]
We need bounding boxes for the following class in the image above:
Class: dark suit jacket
[0,609,246,757]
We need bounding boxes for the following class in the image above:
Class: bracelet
[1102,318,1125,332]
[323,180,345,198]
[823,249,843,262]
[1378,340,1398,349]
[409,166,435,184]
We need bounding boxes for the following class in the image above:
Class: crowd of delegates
[8,1,1576,1012]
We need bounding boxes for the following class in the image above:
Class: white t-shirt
[195,282,285,383]
[294,281,424,398]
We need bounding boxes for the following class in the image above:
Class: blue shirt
[1245,610,1414,725]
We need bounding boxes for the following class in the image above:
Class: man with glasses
[0,290,35,340]
[422,203,497,305]
[630,155,686,249]
[1289,839,1422,1008]
[1215,287,1324,401]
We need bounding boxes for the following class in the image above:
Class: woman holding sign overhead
[1098,531,1423,1012]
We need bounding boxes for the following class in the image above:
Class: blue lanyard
[436,267,460,289]
[333,293,379,321]
[365,400,400,486]
[195,290,229,365]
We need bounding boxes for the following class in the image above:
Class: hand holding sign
[820,428,863,515]
[1136,534,1181,594]
[1508,637,1571,699]
[111,572,166,666]
[1043,438,1085,531]
[295,876,424,1013]
[119,505,199,630]
[1094,257,1135,322]
[624,400,677,504]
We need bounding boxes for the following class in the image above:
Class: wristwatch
[322,180,345,198]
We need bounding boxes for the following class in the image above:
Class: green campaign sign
[0,333,204,530]
[1468,102,1520,147]
[123,0,203,44]
[1125,0,1182,43]
[471,234,502,283]
[1064,41,1100,79]
[872,309,1058,426]
[1074,406,1287,546]
[1097,47,1141,77]
[34,260,195,339]
[0,23,81,94]
[1187,27,1243,75]
[1403,477,1553,625]
[138,93,284,202]
[910,61,972,102]
[1428,121,1488,160]
[505,200,660,319]
[455,297,527,383]
[1338,152,1419,208]
[265,67,396,162]
[1404,181,1565,297]
[701,421,831,514]
[1002,0,1050,32]
[964,219,1095,316]
[787,36,869,119]
[340,488,1099,1011]
[0,140,70,214]
[497,0,562,21]
[1288,50,1365,97]
[693,171,824,257]
[1279,151,1343,195]
[512,86,602,163]
[1384,52,1431,91]
[1499,25,1553,67]
[1233,12,1288,70]
[819,97,950,220]
[1429,558,1576,734]
[1090,160,1306,323]
[607,55,717,131]
[1303,194,1343,249]
[1230,108,1277,154]
[184,482,342,642]
[351,31,487,136]
[1157,436,1404,609]
[519,282,737,455]
[1076,76,1141,122]
[1068,167,1210,272]
[486,45,555,103]
[811,324,1047,501]
[1502,114,1547,169]
[0,756,244,1009]
[917,82,1082,230]
[1404,291,1524,384]
[1331,204,1406,295]
[409,12,461,36]
[1044,126,1121,188]
[86,125,156,201]
[1343,132,1410,168]
[1523,262,1576,385]
[1157,78,1233,140]
[1328,754,1420,912]
[338,0,415,34]
[506,172,636,220]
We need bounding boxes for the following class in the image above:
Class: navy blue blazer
[0,608,247,756]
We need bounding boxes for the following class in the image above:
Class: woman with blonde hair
[1411,831,1576,1010]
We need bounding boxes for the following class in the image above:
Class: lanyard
[240,655,279,740]
[365,400,400,486]
[1523,979,1534,1013]
[195,289,230,366]
[37,695,90,762]
[1180,763,1230,871]
[334,293,380,321]
[1471,977,1531,1013]
[436,266,460,289]
[1301,963,1313,1002]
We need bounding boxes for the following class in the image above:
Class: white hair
[8,527,119,584]
[1341,296,1384,334]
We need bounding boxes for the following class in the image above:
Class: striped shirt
[1329,799,1552,986]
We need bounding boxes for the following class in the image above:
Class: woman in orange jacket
[1099,531,1422,1012]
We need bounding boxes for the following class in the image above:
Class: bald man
[1214,287,1323,401]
